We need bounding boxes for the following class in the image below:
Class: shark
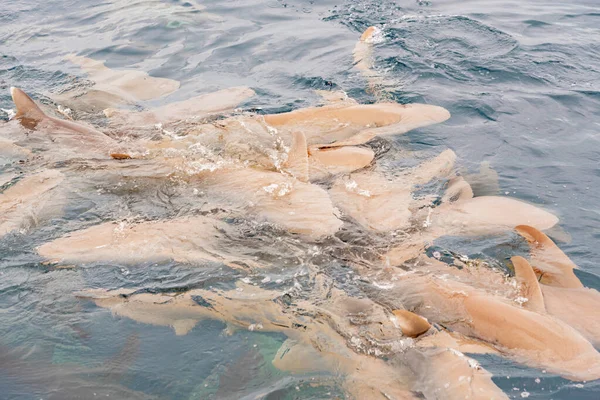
[36,215,262,269]
[7,87,135,160]
[359,253,600,382]
[53,54,180,113]
[513,225,600,345]
[76,273,509,400]
[2,24,598,400]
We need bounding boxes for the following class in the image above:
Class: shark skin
[185,166,344,239]
[428,196,558,237]
[328,149,457,233]
[263,102,451,149]
[104,86,256,127]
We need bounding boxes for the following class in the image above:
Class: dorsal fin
[515,225,582,288]
[283,131,309,182]
[10,87,47,129]
[515,224,553,246]
[511,256,546,313]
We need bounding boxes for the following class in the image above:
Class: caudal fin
[10,87,47,129]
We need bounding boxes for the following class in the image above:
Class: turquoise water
[1,0,600,399]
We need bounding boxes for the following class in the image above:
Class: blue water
[1,0,600,399]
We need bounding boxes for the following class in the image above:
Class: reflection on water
[1,0,600,399]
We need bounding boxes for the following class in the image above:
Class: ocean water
[1,0,599,399]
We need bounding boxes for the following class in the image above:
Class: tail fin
[10,87,47,129]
